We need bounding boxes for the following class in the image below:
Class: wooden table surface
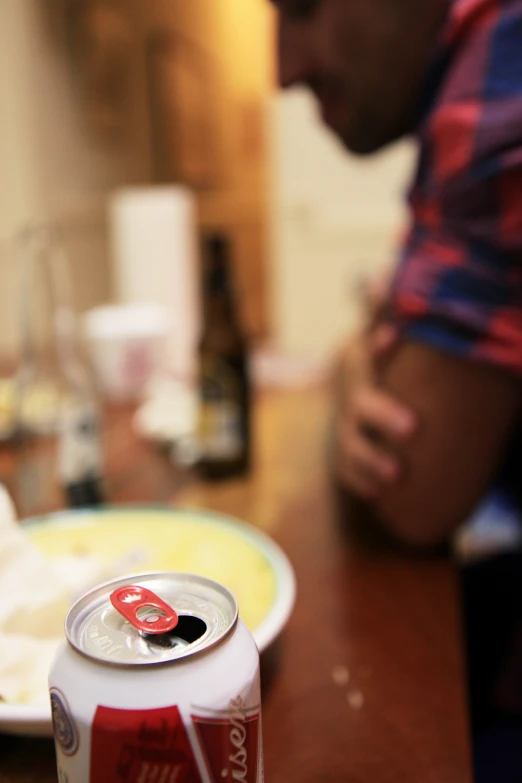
[0,385,472,783]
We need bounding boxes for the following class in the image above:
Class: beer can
[49,572,263,783]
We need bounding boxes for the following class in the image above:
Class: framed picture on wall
[146,31,223,188]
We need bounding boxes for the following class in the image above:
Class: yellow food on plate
[0,503,283,706]
[27,509,278,634]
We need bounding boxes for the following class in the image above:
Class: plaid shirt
[392,0,522,375]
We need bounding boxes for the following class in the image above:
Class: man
[274,0,522,547]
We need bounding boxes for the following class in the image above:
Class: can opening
[142,615,207,649]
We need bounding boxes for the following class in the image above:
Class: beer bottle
[196,234,251,480]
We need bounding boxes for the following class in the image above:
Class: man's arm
[370,341,522,546]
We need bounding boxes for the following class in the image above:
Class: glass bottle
[14,225,104,515]
[196,234,251,480]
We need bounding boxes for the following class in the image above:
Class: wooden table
[0,385,472,782]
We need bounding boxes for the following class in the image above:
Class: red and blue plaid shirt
[390,0,522,546]
[392,0,522,376]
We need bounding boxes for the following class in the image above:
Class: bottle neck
[203,285,238,324]
[202,242,240,327]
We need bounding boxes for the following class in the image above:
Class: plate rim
[0,504,296,733]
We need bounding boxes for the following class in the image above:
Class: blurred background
[0,0,415,366]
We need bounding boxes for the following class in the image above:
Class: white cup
[83,304,170,401]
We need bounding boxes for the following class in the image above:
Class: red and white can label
[90,705,202,783]
[192,698,262,783]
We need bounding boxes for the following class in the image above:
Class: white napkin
[0,486,71,639]
[0,485,68,704]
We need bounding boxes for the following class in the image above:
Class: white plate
[0,506,296,737]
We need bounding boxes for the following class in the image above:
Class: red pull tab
[110,585,179,635]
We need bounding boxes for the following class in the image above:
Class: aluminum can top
[65,572,238,666]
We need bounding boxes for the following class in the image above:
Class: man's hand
[332,323,417,500]
[334,330,522,546]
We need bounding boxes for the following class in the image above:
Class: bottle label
[199,400,242,460]
[199,358,245,461]
[58,405,102,485]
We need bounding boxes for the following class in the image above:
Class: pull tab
[110,585,179,635]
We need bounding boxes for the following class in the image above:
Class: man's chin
[325,115,403,156]
[314,93,401,155]
[336,125,394,156]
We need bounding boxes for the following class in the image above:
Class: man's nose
[277,21,310,88]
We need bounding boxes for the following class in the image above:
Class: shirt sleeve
[392,0,522,376]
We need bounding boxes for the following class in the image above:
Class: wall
[0,0,275,360]
[130,0,274,337]
[206,0,274,337]
[268,88,416,358]
[0,0,151,358]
